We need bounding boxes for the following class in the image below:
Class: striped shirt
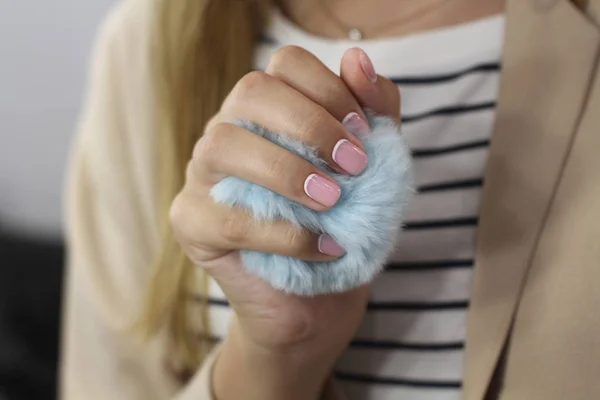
[204,9,505,400]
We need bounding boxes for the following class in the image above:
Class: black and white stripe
[389,62,500,85]
[350,55,497,395]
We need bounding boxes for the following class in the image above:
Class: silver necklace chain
[321,0,450,40]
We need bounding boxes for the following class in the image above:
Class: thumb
[340,48,401,122]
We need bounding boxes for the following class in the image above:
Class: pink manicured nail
[318,234,345,257]
[359,50,378,83]
[332,139,368,175]
[304,174,341,207]
[342,112,371,137]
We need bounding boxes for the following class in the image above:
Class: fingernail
[318,234,345,257]
[359,50,377,83]
[332,139,368,175]
[304,174,341,207]
[342,112,371,137]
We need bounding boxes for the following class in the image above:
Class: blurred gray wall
[0,0,116,239]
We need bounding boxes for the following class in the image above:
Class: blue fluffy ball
[210,113,413,296]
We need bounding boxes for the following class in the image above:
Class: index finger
[265,45,371,139]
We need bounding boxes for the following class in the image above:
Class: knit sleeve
[59,1,186,398]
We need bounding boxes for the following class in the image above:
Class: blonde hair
[136,0,270,374]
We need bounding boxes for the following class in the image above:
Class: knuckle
[300,109,331,141]
[193,122,231,170]
[170,194,214,258]
[230,71,270,103]
[322,81,348,104]
[264,153,290,183]
[263,152,309,200]
[308,107,331,128]
[220,212,251,245]
[169,193,193,242]
[268,45,307,72]
[264,155,307,200]
[323,86,360,118]
[272,313,316,346]
[285,226,312,256]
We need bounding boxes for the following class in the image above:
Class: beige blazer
[60,0,600,399]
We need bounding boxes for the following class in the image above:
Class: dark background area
[0,229,64,400]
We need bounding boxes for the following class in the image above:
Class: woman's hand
[170,46,401,400]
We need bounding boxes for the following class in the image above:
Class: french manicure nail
[342,112,371,137]
[359,50,378,83]
[304,174,341,207]
[332,139,368,175]
[318,234,345,257]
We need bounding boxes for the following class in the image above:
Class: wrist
[213,317,335,400]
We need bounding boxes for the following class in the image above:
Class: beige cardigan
[59,0,600,399]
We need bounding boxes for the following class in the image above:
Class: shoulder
[86,0,154,100]
[87,0,155,97]
[95,0,153,53]
[71,0,160,244]
[78,0,156,166]
[81,0,156,162]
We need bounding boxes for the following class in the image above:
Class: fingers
[170,192,345,262]
[265,46,370,137]
[219,70,368,176]
[340,47,401,122]
[192,122,341,210]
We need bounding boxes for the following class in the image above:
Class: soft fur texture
[211,113,413,296]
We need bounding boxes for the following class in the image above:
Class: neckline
[268,7,505,48]
[263,8,506,73]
